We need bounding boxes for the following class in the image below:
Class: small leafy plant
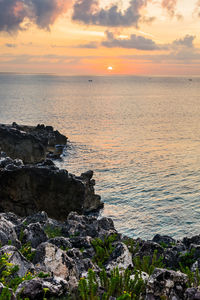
[91,234,117,268]
[78,267,146,300]
[133,250,164,275]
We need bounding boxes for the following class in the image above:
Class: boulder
[33,242,77,279]
[0,124,45,163]
[0,123,67,163]
[0,162,102,220]
[0,216,21,248]
[15,277,69,300]
[146,268,188,300]
[0,245,34,277]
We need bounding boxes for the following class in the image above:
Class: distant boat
[88,79,93,82]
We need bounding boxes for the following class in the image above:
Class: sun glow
[107,66,113,71]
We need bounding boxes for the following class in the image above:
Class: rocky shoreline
[0,124,200,299]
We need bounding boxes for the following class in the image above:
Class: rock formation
[0,211,200,299]
[0,155,102,220]
[0,123,67,163]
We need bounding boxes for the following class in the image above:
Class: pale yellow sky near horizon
[0,0,200,75]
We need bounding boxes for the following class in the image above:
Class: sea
[0,73,200,240]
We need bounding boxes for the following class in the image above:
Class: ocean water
[0,73,200,239]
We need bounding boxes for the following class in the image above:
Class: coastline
[0,123,200,299]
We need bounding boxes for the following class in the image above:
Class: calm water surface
[0,74,200,239]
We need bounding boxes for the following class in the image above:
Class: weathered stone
[0,216,21,248]
[146,268,188,300]
[0,163,102,220]
[183,235,200,248]
[153,234,176,247]
[106,242,133,271]
[0,245,34,277]
[23,223,48,248]
[0,124,46,163]
[33,242,77,279]
[15,277,69,300]
[48,237,72,250]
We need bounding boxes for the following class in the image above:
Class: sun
[107,66,113,71]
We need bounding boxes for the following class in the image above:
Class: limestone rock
[146,268,188,300]
[15,277,69,300]
[0,162,102,220]
[0,245,34,277]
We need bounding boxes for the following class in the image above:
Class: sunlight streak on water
[0,74,200,239]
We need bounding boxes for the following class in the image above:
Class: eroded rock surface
[0,157,102,219]
[0,123,67,163]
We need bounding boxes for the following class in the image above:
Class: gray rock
[0,245,34,277]
[146,268,188,300]
[23,223,48,248]
[33,242,77,279]
[106,242,133,271]
[153,234,176,247]
[0,163,102,220]
[15,277,69,300]
[0,216,21,248]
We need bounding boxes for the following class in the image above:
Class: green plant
[0,287,12,300]
[133,250,164,275]
[37,272,50,279]
[19,229,24,243]
[179,249,196,269]
[20,242,35,262]
[78,267,146,300]
[91,234,117,268]
[0,253,34,292]
[179,264,200,288]
[44,225,62,239]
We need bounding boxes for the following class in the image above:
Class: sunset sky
[0,0,200,75]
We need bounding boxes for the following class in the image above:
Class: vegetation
[91,234,117,268]
[20,242,36,262]
[44,225,63,239]
[133,250,164,275]
[78,267,146,300]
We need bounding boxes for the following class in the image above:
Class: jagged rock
[146,268,188,300]
[184,288,198,300]
[66,248,97,278]
[23,223,48,248]
[0,124,46,163]
[0,245,34,277]
[0,163,102,220]
[15,277,69,300]
[23,211,49,225]
[153,234,176,247]
[106,242,133,271]
[183,235,200,248]
[0,123,67,163]
[48,237,72,250]
[65,212,116,238]
[33,242,77,279]
[0,216,21,248]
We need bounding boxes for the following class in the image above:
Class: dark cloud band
[72,0,147,27]
[0,0,69,32]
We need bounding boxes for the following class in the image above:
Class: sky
[0,0,200,75]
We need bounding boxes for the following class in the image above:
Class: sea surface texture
[0,74,200,239]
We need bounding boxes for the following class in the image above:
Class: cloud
[5,43,17,48]
[76,42,99,48]
[161,0,177,17]
[0,0,70,32]
[102,31,161,50]
[72,0,148,27]
[173,35,195,48]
